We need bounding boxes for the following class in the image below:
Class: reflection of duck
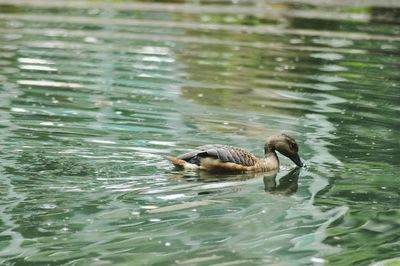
[168,168,265,183]
[167,134,304,173]
[263,167,300,196]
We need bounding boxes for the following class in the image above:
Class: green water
[0,1,399,265]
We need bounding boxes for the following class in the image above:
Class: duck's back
[177,144,259,167]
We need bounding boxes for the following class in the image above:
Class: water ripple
[0,0,399,265]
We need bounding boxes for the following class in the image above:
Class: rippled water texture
[0,0,399,265]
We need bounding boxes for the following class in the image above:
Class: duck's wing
[177,144,258,167]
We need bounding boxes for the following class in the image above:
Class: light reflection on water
[0,0,399,265]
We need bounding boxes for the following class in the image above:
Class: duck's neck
[262,143,279,171]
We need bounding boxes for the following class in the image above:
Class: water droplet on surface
[84,36,98,43]
[40,204,57,209]
[311,53,343,61]
[141,205,158,210]
[40,122,54,126]
[11,107,28,113]
[157,194,186,200]
[311,257,325,263]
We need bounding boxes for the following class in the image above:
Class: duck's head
[264,134,304,167]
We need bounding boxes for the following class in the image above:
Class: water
[0,0,399,265]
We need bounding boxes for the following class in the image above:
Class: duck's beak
[289,153,304,167]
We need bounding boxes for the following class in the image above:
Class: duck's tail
[165,156,199,170]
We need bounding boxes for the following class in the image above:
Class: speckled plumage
[167,134,303,173]
[177,144,259,167]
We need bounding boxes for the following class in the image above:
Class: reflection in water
[169,168,267,183]
[171,166,299,196]
[263,167,300,196]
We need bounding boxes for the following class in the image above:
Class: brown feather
[199,158,257,173]
[166,156,187,168]
[166,156,198,170]
[166,134,302,173]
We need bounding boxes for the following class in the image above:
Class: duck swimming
[167,133,304,172]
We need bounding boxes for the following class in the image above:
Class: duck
[167,133,304,172]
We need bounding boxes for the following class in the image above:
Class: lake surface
[0,0,399,265]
